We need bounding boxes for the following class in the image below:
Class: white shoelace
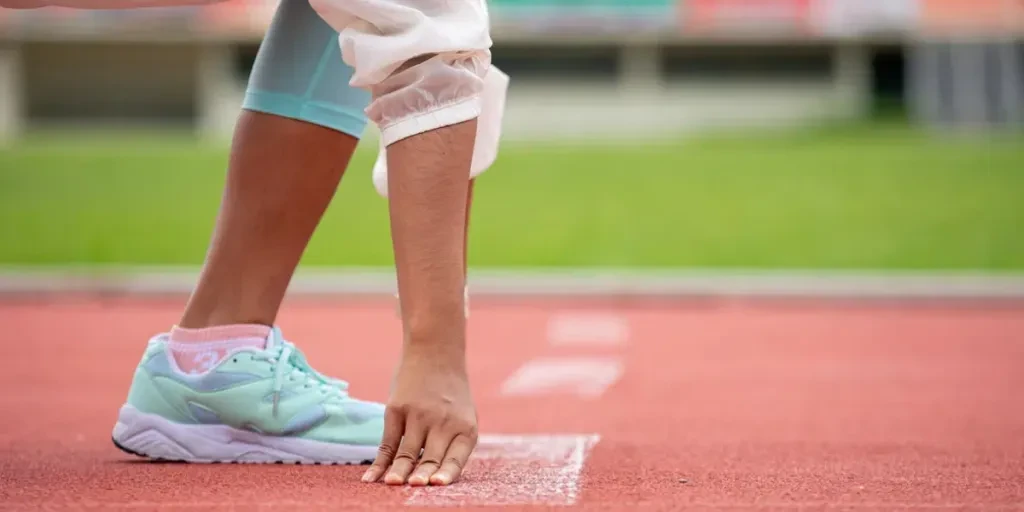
[257,328,349,417]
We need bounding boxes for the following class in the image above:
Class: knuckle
[387,403,410,416]
[411,406,441,424]
[394,446,420,461]
[438,409,454,424]
[447,416,477,436]
[376,443,397,459]
[417,457,441,467]
[408,408,428,422]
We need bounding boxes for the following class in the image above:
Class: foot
[111,327,383,464]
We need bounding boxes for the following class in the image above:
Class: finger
[384,418,426,485]
[408,429,454,487]
[362,407,404,483]
[429,433,477,486]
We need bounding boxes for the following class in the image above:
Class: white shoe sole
[111,404,377,465]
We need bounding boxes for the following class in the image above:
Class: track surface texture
[1,297,1023,511]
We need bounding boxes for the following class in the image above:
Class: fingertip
[384,472,405,486]
[408,475,429,487]
[429,474,452,486]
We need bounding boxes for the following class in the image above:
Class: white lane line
[546,312,630,347]
[405,434,601,506]
[500,357,623,399]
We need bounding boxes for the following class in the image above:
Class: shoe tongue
[263,326,284,352]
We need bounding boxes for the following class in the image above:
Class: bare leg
[178,111,359,328]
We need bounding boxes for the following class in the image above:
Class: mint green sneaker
[111,327,384,464]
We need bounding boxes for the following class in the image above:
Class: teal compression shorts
[242,0,371,138]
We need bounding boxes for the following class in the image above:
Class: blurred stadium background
[4,5,1024,508]
[0,0,1022,277]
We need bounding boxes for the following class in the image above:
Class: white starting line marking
[406,434,601,506]
[500,357,623,398]
[546,312,630,346]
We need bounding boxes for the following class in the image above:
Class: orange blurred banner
[918,0,1024,34]
[195,0,274,33]
[682,0,815,34]
[4,0,1024,37]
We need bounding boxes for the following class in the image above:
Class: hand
[362,347,478,486]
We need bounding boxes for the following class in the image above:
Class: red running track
[1,297,1023,511]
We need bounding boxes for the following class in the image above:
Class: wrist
[404,329,465,354]
[403,319,466,358]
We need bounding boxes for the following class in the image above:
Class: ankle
[178,307,276,330]
[167,324,271,374]
[170,324,272,342]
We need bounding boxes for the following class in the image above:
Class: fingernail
[361,470,374,483]
[384,473,402,485]
[409,475,427,486]
[430,475,450,486]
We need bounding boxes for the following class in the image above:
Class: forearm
[306,0,492,350]
[387,121,476,353]
[465,180,474,277]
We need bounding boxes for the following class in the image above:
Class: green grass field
[1,125,1022,270]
